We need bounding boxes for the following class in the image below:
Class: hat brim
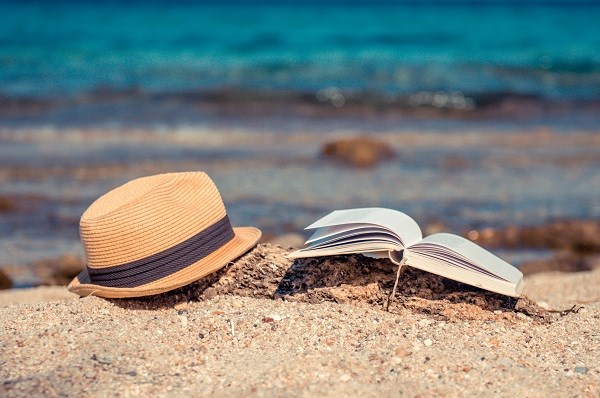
[67,226,261,299]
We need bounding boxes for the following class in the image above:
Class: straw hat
[68,172,261,298]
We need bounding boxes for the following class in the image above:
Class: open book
[288,208,524,297]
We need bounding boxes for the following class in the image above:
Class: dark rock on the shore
[0,196,15,213]
[0,269,12,290]
[0,95,52,116]
[441,154,472,169]
[32,255,85,286]
[519,251,600,275]
[469,220,600,253]
[321,136,396,168]
[2,255,85,287]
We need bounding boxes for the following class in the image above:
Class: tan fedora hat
[68,172,261,298]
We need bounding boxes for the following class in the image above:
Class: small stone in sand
[268,313,283,321]
[179,315,188,328]
[174,302,188,311]
[91,354,113,365]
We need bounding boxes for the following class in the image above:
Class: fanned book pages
[288,208,525,297]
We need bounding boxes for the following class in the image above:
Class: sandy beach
[2,2,599,396]
[2,244,599,397]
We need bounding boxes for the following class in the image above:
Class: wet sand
[1,244,599,397]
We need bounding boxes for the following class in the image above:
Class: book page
[306,223,377,244]
[288,241,400,259]
[403,251,524,297]
[307,233,403,250]
[407,233,523,285]
[305,208,423,248]
[307,225,402,247]
[362,250,392,259]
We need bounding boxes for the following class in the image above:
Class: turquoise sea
[1,0,599,128]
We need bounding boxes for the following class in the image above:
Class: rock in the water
[0,268,12,290]
[5,255,85,287]
[0,196,15,213]
[32,255,85,286]
[468,220,600,253]
[321,136,396,168]
[519,251,599,275]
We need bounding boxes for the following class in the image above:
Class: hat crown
[80,172,226,268]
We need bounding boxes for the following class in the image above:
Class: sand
[1,244,599,397]
[0,286,78,307]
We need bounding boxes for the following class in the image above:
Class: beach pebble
[174,302,188,311]
[92,354,113,365]
[179,315,188,328]
[268,313,283,322]
[339,374,352,382]
[395,347,412,358]
[574,366,588,374]
[423,339,433,347]
[120,368,137,376]
[203,287,217,300]
[231,299,243,309]
[391,356,403,365]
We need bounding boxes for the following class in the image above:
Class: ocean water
[1,1,599,267]
[1,0,599,128]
